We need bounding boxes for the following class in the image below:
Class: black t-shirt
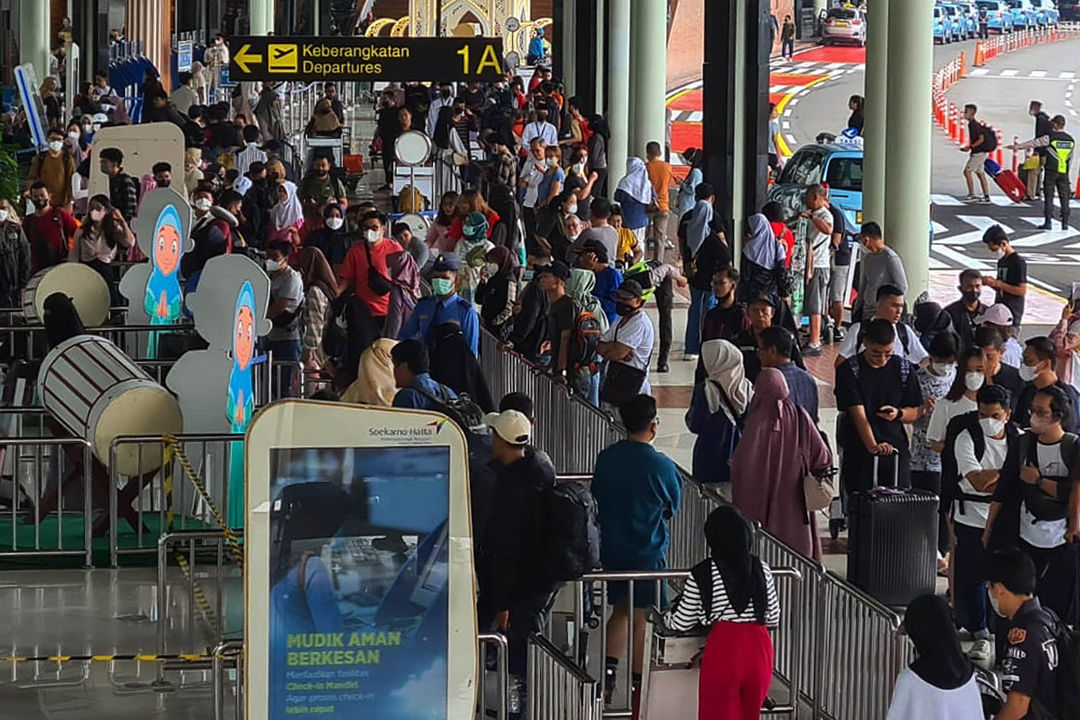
[969,120,992,153]
[834,354,923,448]
[1001,598,1057,712]
[461,87,485,112]
[829,203,851,265]
[733,327,805,384]
[546,294,578,369]
[944,299,986,354]
[992,364,1024,407]
[996,252,1027,326]
[690,235,732,290]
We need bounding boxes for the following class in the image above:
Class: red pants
[699,621,774,720]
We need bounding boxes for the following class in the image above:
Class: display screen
[267,446,450,719]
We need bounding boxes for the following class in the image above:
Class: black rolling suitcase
[847,453,939,607]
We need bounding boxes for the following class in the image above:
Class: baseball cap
[977,303,1013,327]
[484,410,531,445]
[746,294,779,310]
[982,224,1008,245]
[616,279,645,300]
[431,253,459,272]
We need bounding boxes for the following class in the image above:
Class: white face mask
[326,217,344,231]
[965,372,985,392]
[265,259,282,272]
[572,162,584,174]
[565,204,578,216]
[365,229,381,244]
[484,262,499,276]
[1019,363,1039,382]
[90,208,106,223]
[980,417,1006,437]
[68,131,80,141]
[194,197,212,212]
[0,209,8,223]
[48,140,64,153]
[931,361,956,378]
[546,157,557,168]
[992,248,1006,260]
[988,588,1004,617]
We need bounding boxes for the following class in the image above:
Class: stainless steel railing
[479,632,511,720]
[528,633,605,720]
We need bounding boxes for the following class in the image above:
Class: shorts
[829,263,851,304]
[964,152,988,177]
[605,557,669,609]
[803,267,831,316]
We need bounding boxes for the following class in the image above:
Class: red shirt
[770,220,795,268]
[24,207,78,274]
[339,238,404,317]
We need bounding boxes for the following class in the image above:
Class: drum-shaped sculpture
[23,264,111,326]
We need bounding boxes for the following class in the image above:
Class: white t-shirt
[522,121,558,147]
[809,206,833,269]
[953,428,1008,529]
[268,268,304,342]
[1020,439,1071,549]
[1002,337,1024,368]
[603,310,655,395]
[927,396,978,446]
[839,321,930,366]
[884,668,983,720]
[521,157,546,208]
[1069,318,1080,392]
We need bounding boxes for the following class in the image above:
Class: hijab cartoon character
[146,205,184,324]
[227,281,257,431]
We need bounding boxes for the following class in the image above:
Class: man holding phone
[834,318,925,491]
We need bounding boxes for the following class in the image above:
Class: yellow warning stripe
[0,651,240,663]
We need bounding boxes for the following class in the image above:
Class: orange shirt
[339,238,404,317]
[646,159,672,213]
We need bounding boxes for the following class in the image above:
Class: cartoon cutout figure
[228,281,257,432]
[146,205,185,324]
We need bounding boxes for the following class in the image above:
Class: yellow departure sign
[227,36,504,82]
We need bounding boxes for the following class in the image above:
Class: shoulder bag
[599,315,647,407]
[799,411,837,513]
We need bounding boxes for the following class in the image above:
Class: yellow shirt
[617,227,639,263]
[646,159,673,213]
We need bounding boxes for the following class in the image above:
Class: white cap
[483,410,531,445]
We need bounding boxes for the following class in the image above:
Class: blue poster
[268,446,450,719]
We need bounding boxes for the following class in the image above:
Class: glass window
[825,157,864,193]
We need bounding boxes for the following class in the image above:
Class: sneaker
[968,638,993,670]
[979,196,993,204]
[962,194,979,202]
[802,343,824,357]
[656,361,670,373]
[665,240,675,250]
[833,328,845,342]
[683,353,699,362]
[1039,222,1053,230]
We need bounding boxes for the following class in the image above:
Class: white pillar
[249,0,274,36]
[562,0,577,95]
[862,0,888,226]
[630,0,667,159]
[608,0,631,199]
[884,0,933,300]
[595,0,606,112]
[19,0,51,84]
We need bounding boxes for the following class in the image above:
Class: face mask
[68,131,80,141]
[546,158,557,168]
[316,167,329,177]
[931,361,956,379]
[0,210,8,223]
[566,204,578,216]
[965,372,985,391]
[157,179,170,188]
[484,262,500,276]
[48,140,64,153]
[1019,363,1039,382]
[90,208,106,223]
[572,162,584,174]
[961,289,980,304]
[1030,414,1054,434]
[32,198,48,211]
[615,301,636,316]
[992,248,1006,260]
[326,217,344,231]
[365,229,381,244]
[194,198,212,212]
[988,589,1004,617]
[265,259,282,272]
[980,417,1006,437]
[432,278,454,296]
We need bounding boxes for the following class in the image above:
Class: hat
[616,279,645,300]
[537,260,570,281]
[431,253,459,272]
[484,410,532,445]
[982,224,1008,245]
[746,294,779,309]
[977,303,1013,327]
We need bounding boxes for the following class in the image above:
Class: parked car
[934,6,956,42]
[1030,0,1060,24]
[1005,0,1037,28]
[956,2,982,33]
[767,141,864,236]
[822,6,867,46]
[940,3,971,39]
[977,0,1017,31]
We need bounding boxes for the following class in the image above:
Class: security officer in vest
[1012,114,1076,230]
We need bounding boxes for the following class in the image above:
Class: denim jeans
[684,287,717,356]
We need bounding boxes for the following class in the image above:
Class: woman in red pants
[664,507,780,720]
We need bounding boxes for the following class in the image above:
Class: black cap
[746,294,778,309]
[982,224,1008,245]
[537,260,570,281]
[616,279,645,300]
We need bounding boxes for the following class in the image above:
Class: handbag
[599,317,646,406]
[799,413,837,513]
[364,240,393,296]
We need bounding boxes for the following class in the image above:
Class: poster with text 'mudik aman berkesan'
[246,402,476,720]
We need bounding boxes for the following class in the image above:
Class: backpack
[1035,607,1080,720]
[398,185,424,213]
[940,411,1021,511]
[542,480,601,581]
[979,122,998,152]
[568,305,603,370]
[1022,433,1080,521]
[416,383,486,433]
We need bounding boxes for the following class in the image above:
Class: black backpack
[980,123,999,152]
[543,480,601,581]
[940,411,1021,511]
[1022,433,1080,521]
[1034,607,1080,720]
[416,383,486,433]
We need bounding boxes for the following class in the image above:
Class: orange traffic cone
[1074,173,1080,199]
[974,41,985,67]
[960,51,967,78]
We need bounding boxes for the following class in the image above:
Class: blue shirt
[593,266,624,325]
[398,293,480,356]
[536,168,565,207]
[591,440,682,569]
[777,360,820,424]
[392,373,458,410]
[613,189,649,230]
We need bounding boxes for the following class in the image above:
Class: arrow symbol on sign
[233,44,263,74]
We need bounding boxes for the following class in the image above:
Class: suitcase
[846,454,939,607]
[992,168,1026,203]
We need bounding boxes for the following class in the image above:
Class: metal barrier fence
[479,632,511,720]
[479,331,626,474]
[0,436,93,566]
[109,433,244,566]
[212,640,244,720]
[528,633,604,720]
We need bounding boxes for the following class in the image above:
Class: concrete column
[884,0,933,300]
[561,0,577,95]
[18,0,51,84]
[608,0,631,199]
[630,0,668,159]
[862,0,888,227]
[595,0,606,113]
[249,0,272,36]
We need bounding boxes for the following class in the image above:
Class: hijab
[616,157,655,205]
[311,100,342,133]
[698,506,768,622]
[387,250,421,299]
[700,339,753,421]
[904,594,974,690]
[297,246,338,301]
[748,367,791,431]
[271,181,303,230]
[486,246,515,278]
[42,292,85,349]
[566,268,610,333]
[686,199,714,256]
[743,213,781,269]
[341,338,398,407]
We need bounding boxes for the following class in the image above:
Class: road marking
[970,68,990,76]
[789,98,800,106]
[1009,228,1080,248]
[1000,69,1019,76]
[987,196,1029,207]
[1030,70,1047,78]
[1067,99,1074,107]
[687,111,703,122]
[825,62,847,69]
[782,120,791,129]
[770,85,789,93]
[931,194,964,206]
[937,215,1014,245]
[786,134,798,145]
[933,245,989,269]
[932,220,950,235]
[1061,72,1076,79]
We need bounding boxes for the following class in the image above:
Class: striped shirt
[664,561,781,631]
[234,143,267,176]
